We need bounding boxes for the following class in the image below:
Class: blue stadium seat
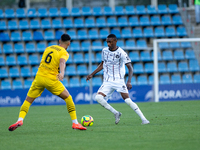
[169,42,180,49]
[11,31,21,42]
[38,8,48,17]
[28,54,39,65]
[5,9,15,18]
[6,55,16,66]
[9,67,20,78]
[163,50,173,60]
[27,8,37,18]
[178,62,189,72]
[77,65,88,75]
[95,52,102,63]
[93,77,103,86]
[66,65,76,76]
[14,43,24,53]
[150,16,161,26]
[0,68,8,78]
[189,59,200,71]
[181,42,191,48]
[137,76,148,85]
[0,9,4,18]
[174,50,184,60]
[32,66,38,76]
[133,28,143,38]
[36,42,46,53]
[144,63,153,73]
[147,5,157,14]
[30,19,40,29]
[61,78,68,87]
[84,53,95,63]
[33,31,44,41]
[49,7,59,17]
[0,20,7,30]
[73,53,84,63]
[77,29,88,40]
[22,31,33,41]
[96,17,106,27]
[80,78,89,87]
[136,5,146,15]
[140,51,151,61]
[172,15,183,25]
[44,30,55,40]
[185,49,195,59]
[158,62,166,72]
[165,26,176,37]
[82,7,92,16]
[158,43,169,49]
[171,74,182,84]
[19,20,29,29]
[168,4,179,14]
[25,42,36,53]
[182,74,193,83]
[63,18,73,28]
[118,16,128,27]
[71,7,81,16]
[74,18,84,28]
[107,17,117,27]
[103,6,113,16]
[17,55,28,65]
[167,62,177,72]
[92,7,103,16]
[154,27,165,37]
[115,6,124,15]
[140,16,150,26]
[8,20,18,30]
[16,8,26,18]
[177,26,187,37]
[52,19,62,29]
[3,43,13,54]
[88,29,99,39]
[160,75,170,84]
[0,56,5,66]
[41,19,51,29]
[21,67,31,77]
[121,28,132,38]
[85,18,95,28]
[81,41,90,52]
[66,56,73,64]
[158,4,168,14]
[137,40,147,48]
[69,77,80,87]
[161,15,172,25]
[143,27,154,38]
[48,41,57,47]
[55,30,64,40]
[133,63,144,74]
[125,40,136,50]
[0,32,10,42]
[117,40,125,49]
[69,41,80,52]
[13,80,23,89]
[1,80,11,90]
[129,16,139,26]
[99,29,109,39]
[111,29,121,38]
[24,79,33,89]
[193,74,200,83]
[60,7,69,17]
[148,75,153,85]
[92,41,102,51]
[125,5,135,15]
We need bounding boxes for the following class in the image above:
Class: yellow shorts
[27,75,65,98]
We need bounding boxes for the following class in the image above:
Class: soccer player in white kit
[86,34,150,125]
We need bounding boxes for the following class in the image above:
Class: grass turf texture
[0,100,200,150]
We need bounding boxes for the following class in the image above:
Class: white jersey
[102,47,131,81]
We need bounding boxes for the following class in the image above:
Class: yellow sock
[18,100,31,119]
[64,95,77,120]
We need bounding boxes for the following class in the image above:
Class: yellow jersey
[37,45,69,80]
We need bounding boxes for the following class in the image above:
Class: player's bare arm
[86,61,104,81]
[126,63,133,90]
[57,58,66,81]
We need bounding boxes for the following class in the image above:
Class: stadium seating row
[0,4,179,18]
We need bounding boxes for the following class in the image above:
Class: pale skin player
[86,34,150,125]
[8,34,87,131]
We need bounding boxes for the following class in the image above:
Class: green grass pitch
[0,100,200,150]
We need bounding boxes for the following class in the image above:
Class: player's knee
[95,94,106,105]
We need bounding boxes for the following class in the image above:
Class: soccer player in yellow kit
[8,34,87,131]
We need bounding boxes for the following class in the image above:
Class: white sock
[125,98,147,121]
[72,119,78,124]
[95,94,118,115]
[17,117,23,122]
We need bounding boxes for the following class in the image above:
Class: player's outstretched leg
[115,111,122,124]
[8,120,23,131]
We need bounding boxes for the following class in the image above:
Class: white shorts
[97,79,128,101]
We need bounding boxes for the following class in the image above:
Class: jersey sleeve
[60,51,69,61]
[122,51,131,64]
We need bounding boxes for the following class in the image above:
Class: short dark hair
[61,34,71,42]
[107,34,117,39]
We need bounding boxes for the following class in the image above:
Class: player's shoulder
[102,47,109,52]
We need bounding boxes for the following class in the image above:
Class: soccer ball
[81,115,94,127]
